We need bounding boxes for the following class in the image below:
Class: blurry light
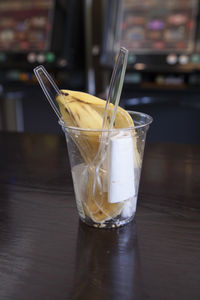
[156,75,165,84]
[6,70,20,81]
[19,72,29,82]
[92,45,100,56]
[179,55,189,65]
[0,52,6,62]
[141,97,151,104]
[134,63,146,70]
[37,53,45,63]
[190,54,200,63]
[0,84,3,94]
[57,58,68,67]
[128,54,136,64]
[125,73,141,84]
[46,52,55,63]
[27,52,36,63]
[166,54,178,65]
[165,76,184,85]
[126,98,140,105]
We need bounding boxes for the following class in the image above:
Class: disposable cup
[59,111,153,228]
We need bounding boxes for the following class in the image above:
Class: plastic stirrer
[33,65,62,120]
[102,47,129,130]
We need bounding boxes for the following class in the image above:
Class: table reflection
[71,221,145,300]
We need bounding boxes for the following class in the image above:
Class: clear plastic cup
[59,111,153,229]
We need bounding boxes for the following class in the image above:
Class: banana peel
[83,167,124,223]
[56,90,140,223]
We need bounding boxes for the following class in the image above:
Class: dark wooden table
[0,132,199,300]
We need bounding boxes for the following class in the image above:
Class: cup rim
[59,110,153,133]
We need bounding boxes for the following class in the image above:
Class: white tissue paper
[108,132,135,204]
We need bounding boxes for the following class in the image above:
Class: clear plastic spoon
[102,46,129,130]
[33,65,62,120]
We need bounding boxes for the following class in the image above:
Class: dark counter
[0,132,199,300]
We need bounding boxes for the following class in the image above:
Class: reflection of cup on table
[70,221,144,299]
[60,111,152,229]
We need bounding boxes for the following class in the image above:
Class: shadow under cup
[59,111,153,228]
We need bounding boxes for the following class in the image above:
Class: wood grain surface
[0,132,199,300]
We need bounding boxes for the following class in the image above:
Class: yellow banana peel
[56,90,140,223]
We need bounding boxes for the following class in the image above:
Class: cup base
[79,214,135,229]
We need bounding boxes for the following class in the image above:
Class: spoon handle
[34,65,62,119]
[102,47,129,130]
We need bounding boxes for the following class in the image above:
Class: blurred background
[0,0,200,143]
